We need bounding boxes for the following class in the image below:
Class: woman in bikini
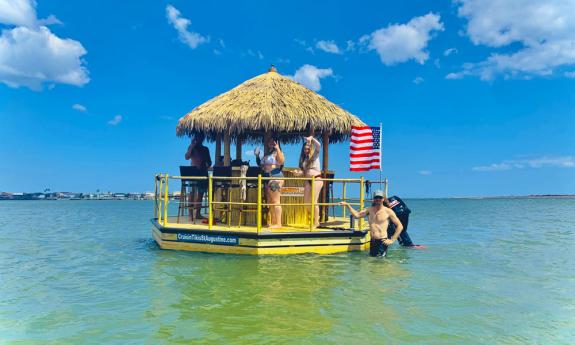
[255,137,285,229]
[294,136,323,228]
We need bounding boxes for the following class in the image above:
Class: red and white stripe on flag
[350,126,381,171]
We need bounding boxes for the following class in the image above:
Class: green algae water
[1,199,574,344]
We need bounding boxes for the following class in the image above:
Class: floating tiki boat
[152,66,386,255]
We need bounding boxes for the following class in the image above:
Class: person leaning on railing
[293,136,323,228]
[255,136,285,229]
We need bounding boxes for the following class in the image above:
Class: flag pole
[379,122,383,191]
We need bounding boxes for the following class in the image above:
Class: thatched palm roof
[176,67,365,143]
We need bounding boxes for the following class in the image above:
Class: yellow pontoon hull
[151,219,370,255]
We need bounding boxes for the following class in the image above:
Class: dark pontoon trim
[151,219,367,239]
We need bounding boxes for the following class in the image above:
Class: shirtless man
[339,190,404,257]
[184,134,212,219]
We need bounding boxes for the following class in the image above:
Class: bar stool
[237,166,262,226]
[212,166,235,227]
[177,166,207,223]
[321,171,335,221]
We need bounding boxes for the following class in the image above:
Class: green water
[0,199,574,344]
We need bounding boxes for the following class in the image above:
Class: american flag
[350,125,381,171]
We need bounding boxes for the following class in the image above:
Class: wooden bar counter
[212,167,333,228]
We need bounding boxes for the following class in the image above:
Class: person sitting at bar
[293,136,323,228]
[255,136,285,229]
[184,133,212,220]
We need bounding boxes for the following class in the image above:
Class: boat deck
[152,216,371,255]
[152,173,372,254]
[159,215,368,233]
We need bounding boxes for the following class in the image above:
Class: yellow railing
[154,173,386,233]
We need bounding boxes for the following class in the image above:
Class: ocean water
[0,199,574,344]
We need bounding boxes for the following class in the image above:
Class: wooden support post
[215,134,222,166]
[321,131,329,221]
[263,131,271,146]
[208,175,213,230]
[342,182,347,218]
[310,176,315,230]
[223,133,231,166]
[322,131,329,171]
[257,174,262,233]
[236,136,242,162]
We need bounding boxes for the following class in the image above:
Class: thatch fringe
[176,69,365,144]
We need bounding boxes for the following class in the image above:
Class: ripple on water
[0,199,574,344]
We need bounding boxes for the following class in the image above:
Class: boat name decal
[177,233,239,246]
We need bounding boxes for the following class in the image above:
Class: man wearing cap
[339,190,404,257]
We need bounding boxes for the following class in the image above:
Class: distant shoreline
[447,195,575,200]
[1,194,574,201]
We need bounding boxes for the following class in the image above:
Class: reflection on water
[146,252,411,344]
[0,199,574,344]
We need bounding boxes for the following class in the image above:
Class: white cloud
[294,39,316,54]
[0,0,89,90]
[346,40,356,52]
[166,4,208,49]
[294,38,307,47]
[288,64,333,91]
[0,0,37,27]
[444,48,458,56]
[38,14,61,26]
[472,163,512,172]
[445,72,464,80]
[108,115,122,126]
[419,170,432,175]
[522,157,575,168]
[473,156,575,171]
[246,49,264,60]
[413,76,424,84]
[316,40,341,54]
[72,103,87,112]
[362,13,444,65]
[565,71,575,78]
[452,0,575,80]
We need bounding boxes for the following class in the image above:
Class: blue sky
[1,0,574,197]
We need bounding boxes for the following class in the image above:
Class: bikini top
[263,154,277,165]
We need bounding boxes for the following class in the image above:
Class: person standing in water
[385,195,424,248]
[293,136,323,228]
[339,190,403,257]
[184,133,212,220]
[255,136,285,229]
